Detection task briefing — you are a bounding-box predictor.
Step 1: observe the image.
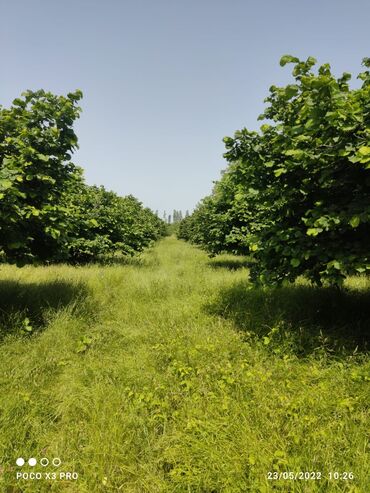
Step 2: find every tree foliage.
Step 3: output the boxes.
[179,56,370,285]
[0,90,166,264]
[0,89,83,264]
[68,185,166,263]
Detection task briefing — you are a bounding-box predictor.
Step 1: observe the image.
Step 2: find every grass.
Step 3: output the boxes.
[0,236,369,492]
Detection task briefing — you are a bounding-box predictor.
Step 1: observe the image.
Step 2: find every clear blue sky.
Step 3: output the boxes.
[1,0,369,214]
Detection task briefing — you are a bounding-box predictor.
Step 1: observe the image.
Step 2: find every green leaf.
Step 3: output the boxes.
[327,260,341,270]
[349,216,360,228]
[306,56,317,67]
[358,146,370,156]
[274,168,287,177]
[284,85,299,98]
[260,124,271,133]
[223,137,234,146]
[307,228,323,236]
[280,55,300,67]
[333,261,341,270]
[37,153,50,162]
[290,258,300,267]
[88,218,99,227]
[284,149,304,158]
[0,179,12,190]
[48,228,61,239]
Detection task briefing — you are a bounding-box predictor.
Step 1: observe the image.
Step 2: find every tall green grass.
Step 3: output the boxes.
[0,237,369,492]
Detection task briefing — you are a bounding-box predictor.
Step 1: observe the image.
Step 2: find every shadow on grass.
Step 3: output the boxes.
[207,281,370,356]
[0,279,89,341]
[207,255,254,271]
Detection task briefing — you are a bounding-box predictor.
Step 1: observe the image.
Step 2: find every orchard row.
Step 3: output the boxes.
[179,56,370,286]
[0,90,166,265]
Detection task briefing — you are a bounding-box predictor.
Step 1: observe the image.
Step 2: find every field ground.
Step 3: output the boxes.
[0,237,369,492]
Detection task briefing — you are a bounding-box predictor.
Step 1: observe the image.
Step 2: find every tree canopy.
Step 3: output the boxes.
[179,56,370,286]
[0,90,166,264]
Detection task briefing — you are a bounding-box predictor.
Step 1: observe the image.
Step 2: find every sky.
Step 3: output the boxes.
[1,0,369,214]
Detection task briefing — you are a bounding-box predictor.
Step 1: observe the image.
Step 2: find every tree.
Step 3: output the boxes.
[181,56,370,285]
[0,89,83,264]
[0,89,167,265]
[68,185,166,263]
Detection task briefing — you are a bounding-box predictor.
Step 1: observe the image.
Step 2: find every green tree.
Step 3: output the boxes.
[182,56,370,285]
[68,185,166,263]
[0,89,83,264]
[227,56,370,285]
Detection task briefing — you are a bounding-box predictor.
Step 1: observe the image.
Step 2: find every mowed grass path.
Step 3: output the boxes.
[0,237,369,492]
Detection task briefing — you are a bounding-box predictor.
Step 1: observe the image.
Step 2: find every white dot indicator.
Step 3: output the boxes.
[52,457,61,467]
[16,458,25,466]
[28,458,37,467]
[40,457,49,466]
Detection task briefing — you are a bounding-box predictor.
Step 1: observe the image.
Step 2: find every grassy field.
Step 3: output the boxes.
[0,237,369,492]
